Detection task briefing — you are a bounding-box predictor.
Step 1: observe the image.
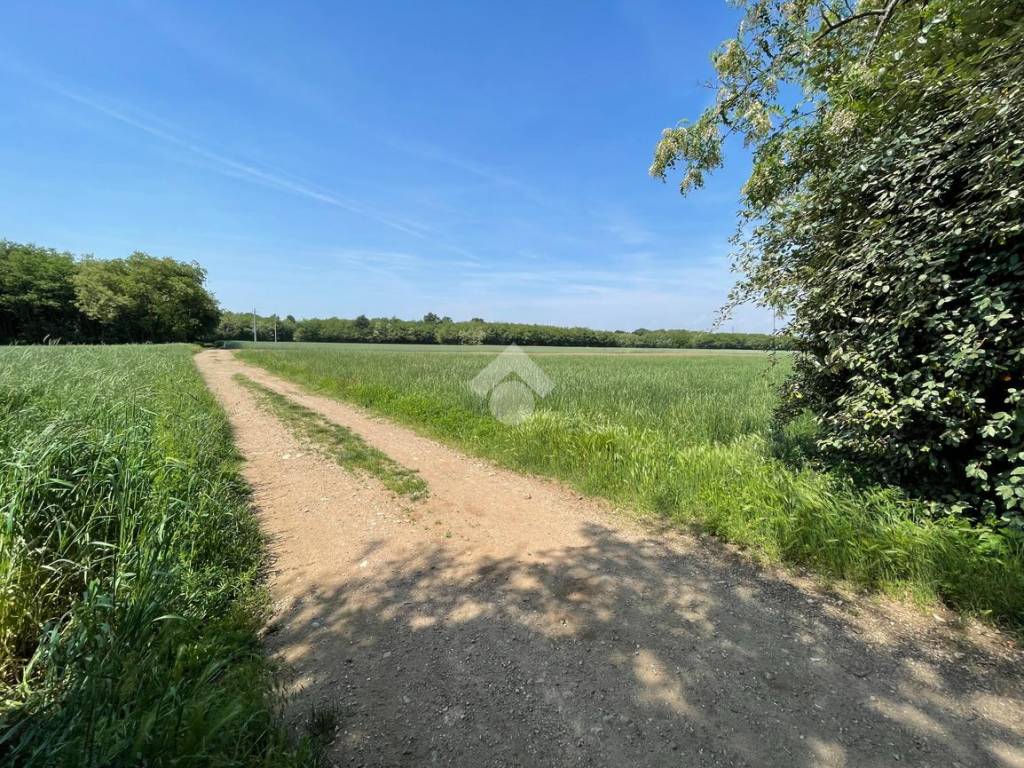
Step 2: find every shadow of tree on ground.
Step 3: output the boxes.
[266,521,1023,768]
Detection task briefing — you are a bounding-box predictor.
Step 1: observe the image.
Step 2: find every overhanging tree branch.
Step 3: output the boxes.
[867,0,904,57]
[815,8,885,43]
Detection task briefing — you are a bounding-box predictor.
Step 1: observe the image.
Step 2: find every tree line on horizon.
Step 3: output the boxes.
[0,239,789,350]
[215,310,790,350]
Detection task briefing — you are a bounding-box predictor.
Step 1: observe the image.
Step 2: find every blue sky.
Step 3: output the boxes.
[0,1,772,332]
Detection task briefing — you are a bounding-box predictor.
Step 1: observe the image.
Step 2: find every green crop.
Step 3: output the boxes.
[238,343,1024,628]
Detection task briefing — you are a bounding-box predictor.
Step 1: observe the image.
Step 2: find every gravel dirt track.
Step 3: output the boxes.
[195,349,1024,768]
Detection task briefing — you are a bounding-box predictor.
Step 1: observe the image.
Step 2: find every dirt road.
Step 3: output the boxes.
[195,349,1024,768]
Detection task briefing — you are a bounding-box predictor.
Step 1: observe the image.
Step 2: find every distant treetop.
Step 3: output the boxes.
[215,312,790,351]
[0,240,220,344]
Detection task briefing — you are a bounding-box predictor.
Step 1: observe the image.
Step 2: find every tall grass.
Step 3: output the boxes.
[0,346,313,767]
[238,343,1024,627]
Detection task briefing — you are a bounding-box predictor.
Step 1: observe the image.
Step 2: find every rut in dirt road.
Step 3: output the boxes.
[195,349,1024,768]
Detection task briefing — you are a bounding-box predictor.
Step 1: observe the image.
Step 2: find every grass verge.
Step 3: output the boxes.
[235,374,427,500]
[0,346,316,767]
[236,345,1024,630]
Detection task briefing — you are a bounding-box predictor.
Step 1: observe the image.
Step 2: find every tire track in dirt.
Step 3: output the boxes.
[195,349,1024,768]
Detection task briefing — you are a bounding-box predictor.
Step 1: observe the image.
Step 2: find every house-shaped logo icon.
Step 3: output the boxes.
[469,344,554,425]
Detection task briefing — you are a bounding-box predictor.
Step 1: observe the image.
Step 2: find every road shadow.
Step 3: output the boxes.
[266,521,1023,767]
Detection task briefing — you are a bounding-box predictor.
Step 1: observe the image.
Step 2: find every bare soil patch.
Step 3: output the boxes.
[195,349,1024,768]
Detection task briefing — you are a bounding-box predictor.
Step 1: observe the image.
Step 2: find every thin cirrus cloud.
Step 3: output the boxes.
[1,65,769,331]
[382,135,558,211]
[129,2,551,219]
[9,64,683,272]
[29,74,463,250]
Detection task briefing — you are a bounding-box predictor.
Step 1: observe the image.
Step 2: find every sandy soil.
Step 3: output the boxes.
[194,349,1024,768]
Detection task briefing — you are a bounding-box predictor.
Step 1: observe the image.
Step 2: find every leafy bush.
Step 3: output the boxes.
[652,0,1024,524]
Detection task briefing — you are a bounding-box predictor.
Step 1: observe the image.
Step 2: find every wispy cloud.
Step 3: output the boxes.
[601,209,656,246]
[48,83,441,240]
[128,3,561,219]
[383,135,560,211]
[0,55,488,256]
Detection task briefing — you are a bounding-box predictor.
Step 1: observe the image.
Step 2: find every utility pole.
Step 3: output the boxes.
[273,315,278,343]
[252,308,257,343]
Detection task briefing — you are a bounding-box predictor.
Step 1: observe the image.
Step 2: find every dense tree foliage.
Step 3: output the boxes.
[75,253,220,342]
[0,242,81,342]
[3,237,777,351]
[216,313,787,350]
[652,0,1024,523]
[0,241,220,343]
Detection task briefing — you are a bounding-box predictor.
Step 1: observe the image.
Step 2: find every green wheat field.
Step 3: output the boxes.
[3,343,1023,767]
[235,342,1024,622]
